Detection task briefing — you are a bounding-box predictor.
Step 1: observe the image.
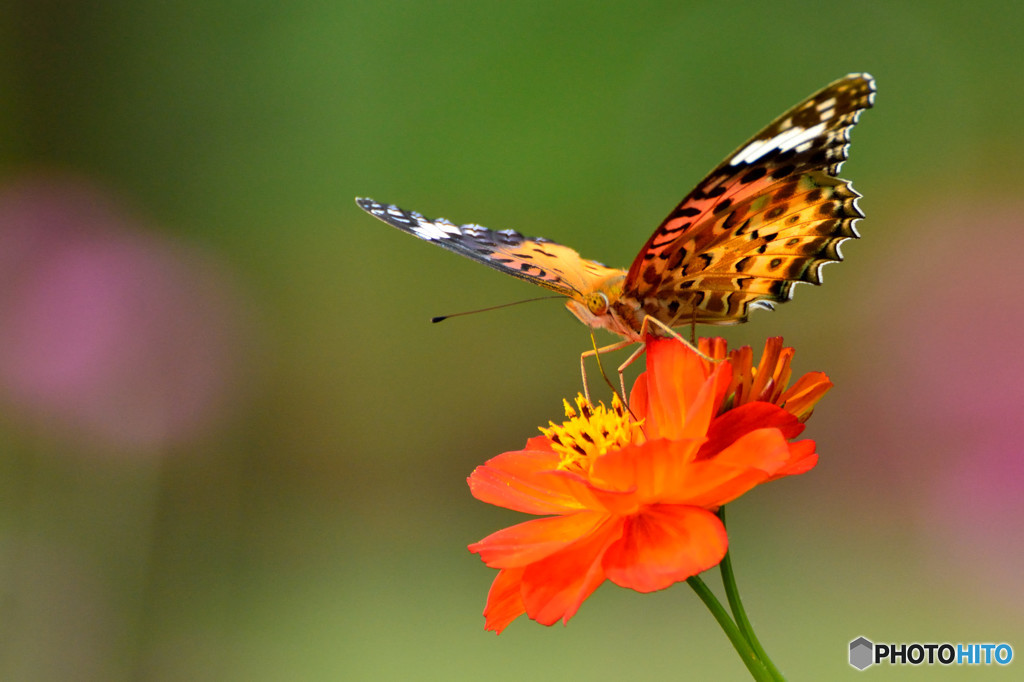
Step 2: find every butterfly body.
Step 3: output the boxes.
[358,73,875,340]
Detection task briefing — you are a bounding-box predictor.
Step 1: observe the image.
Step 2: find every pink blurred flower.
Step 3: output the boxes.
[0,175,249,453]
[866,200,1024,609]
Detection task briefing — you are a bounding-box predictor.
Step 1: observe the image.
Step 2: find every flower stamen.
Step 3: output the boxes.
[540,393,643,474]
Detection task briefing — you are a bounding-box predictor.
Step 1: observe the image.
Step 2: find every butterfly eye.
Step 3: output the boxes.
[585,292,610,316]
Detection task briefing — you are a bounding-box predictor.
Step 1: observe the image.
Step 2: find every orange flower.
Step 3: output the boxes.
[697,336,832,422]
[467,336,830,633]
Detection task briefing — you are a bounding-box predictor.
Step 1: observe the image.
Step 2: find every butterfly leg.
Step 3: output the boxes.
[580,337,634,403]
[578,318,720,405]
[615,343,648,399]
[638,316,717,363]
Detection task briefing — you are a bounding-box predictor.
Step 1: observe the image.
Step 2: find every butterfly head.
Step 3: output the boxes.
[585,291,610,316]
[564,274,645,341]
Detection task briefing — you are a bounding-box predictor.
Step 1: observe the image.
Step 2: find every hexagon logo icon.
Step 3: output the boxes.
[849,637,874,670]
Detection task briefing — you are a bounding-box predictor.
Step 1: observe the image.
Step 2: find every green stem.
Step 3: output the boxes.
[717,507,786,681]
[686,575,774,682]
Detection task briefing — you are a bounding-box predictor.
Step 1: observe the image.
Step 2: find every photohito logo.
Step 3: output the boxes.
[849,636,1014,670]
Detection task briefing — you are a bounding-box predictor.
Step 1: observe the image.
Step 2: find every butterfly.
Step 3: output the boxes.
[357,73,874,342]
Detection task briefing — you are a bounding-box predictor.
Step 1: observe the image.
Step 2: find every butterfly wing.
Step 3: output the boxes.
[356,198,624,298]
[624,73,875,325]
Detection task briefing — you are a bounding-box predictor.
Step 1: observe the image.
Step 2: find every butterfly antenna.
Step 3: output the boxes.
[431,295,562,324]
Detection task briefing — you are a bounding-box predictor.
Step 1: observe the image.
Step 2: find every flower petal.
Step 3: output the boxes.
[780,371,832,421]
[696,402,803,460]
[481,567,526,634]
[633,341,734,441]
[628,371,650,427]
[769,439,818,477]
[468,510,608,568]
[589,438,703,507]
[675,428,807,507]
[468,441,587,515]
[679,360,732,441]
[520,516,623,625]
[750,337,785,402]
[603,505,727,592]
[636,337,719,440]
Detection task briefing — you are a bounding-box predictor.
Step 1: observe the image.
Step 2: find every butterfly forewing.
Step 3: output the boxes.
[356,198,624,299]
[624,73,875,325]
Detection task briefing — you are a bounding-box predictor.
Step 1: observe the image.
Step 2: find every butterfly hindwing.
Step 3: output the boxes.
[356,198,623,298]
[624,73,875,325]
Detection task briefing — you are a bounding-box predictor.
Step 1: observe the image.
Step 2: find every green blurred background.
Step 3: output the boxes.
[1,2,1021,680]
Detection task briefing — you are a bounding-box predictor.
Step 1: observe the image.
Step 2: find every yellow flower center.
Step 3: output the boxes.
[540,393,644,474]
